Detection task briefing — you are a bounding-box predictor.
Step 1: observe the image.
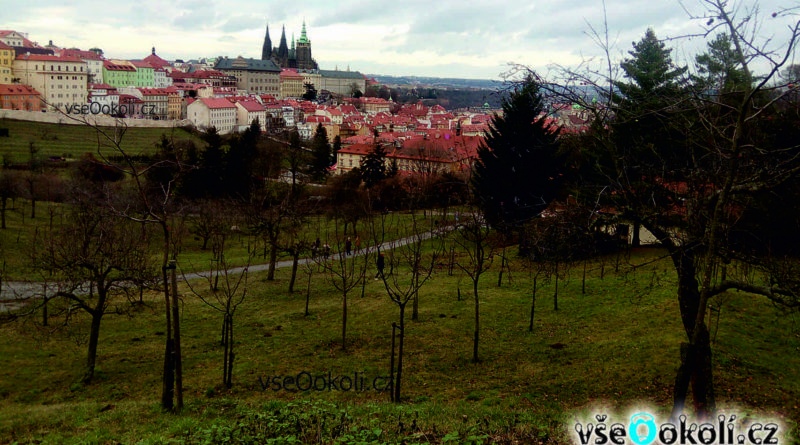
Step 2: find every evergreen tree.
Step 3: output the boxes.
[615,28,688,102]
[694,33,751,94]
[387,158,399,178]
[309,124,332,182]
[360,143,387,188]
[609,29,692,247]
[182,127,225,199]
[332,135,342,160]
[302,83,317,101]
[470,76,564,232]
[223,120,260,198]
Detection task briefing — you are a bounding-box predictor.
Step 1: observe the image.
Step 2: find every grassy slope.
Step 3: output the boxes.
[0,118,201,159]
[0,202,443,280]
[0,247,797,444]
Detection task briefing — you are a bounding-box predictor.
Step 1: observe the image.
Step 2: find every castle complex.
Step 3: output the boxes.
[261,21,318,70]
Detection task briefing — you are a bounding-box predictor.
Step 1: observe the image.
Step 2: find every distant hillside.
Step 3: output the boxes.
[367,74,503,90]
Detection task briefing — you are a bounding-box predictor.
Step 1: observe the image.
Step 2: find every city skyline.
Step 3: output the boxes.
[5,0,798,79]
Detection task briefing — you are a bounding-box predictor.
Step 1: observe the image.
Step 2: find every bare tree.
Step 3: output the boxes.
[0,169,20,230]
[526,0,800,417]
[183,225,250,389]
[45,108,190,411]
[30,184,154,384]
[189,200,229,251]
[314,218,371,351]
[451,210,495,363]
[379,213,441,402]
[247,182,292,281]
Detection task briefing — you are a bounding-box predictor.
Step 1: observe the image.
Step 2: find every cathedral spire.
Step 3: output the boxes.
[277,25,289,60]
[298,20,310,44]
[261,22,272,60]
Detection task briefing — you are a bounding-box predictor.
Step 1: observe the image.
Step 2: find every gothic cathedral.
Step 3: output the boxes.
[261,21,318,70]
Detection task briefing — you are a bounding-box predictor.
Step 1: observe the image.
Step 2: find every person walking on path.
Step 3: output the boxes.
[355,236,361,252]
[312,237,321,257]
[345,237,352,255]
[375,252,385,280]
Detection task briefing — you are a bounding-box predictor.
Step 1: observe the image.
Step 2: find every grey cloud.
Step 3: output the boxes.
[173,8,216,30]
[219,15,265,32]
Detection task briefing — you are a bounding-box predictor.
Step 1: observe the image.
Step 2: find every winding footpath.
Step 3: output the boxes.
[0,225,455,312]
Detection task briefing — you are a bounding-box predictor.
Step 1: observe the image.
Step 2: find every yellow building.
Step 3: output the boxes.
[0,42,14,84]
[280,69,304,98]
[299,70,321,91]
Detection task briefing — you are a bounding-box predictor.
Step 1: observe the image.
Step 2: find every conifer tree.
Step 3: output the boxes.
[470,76,563,233]
[309,124,331,182]
[360,143,387,188]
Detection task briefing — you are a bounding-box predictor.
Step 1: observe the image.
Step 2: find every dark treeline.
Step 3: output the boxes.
[364,84,506,110]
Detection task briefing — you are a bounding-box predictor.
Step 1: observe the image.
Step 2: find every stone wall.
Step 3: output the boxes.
[0,109,193,128]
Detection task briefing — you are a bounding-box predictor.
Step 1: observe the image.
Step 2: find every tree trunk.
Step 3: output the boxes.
[305,271,312,316]
[42,295,48,327]
[473,278,480,363]
[223,314,235,389]
[30,196,36,219]
[669,248,716,419]
[341,289,348,351]
[672,324,715,419]
[222,316,229,385]
[395,305,406,402]
[411,294,418,320]
[288,249,299,292]
[582,260,587,294]
[632,221,641,246]
[267,236,278,280]
[553,265,559,311]
[1,197,6,229]
[497,246,505,287]
[160,224,173,410]
[82,309,103,384]
[170,262,183,410]
[529,275,537,332]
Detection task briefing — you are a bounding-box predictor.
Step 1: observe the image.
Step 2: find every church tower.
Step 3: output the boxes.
[261,23,272,60]
[295,20,317,70]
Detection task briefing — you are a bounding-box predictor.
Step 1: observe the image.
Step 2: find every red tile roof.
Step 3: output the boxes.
[338,104,358,114]
[280,69,303,79]
[0,42,12,50]
[129,60,153,69]
[0,30,38,47]
[143,53,170,69]
[306,115,331,123]
[103,60,135,71]
[58,48,102,61]
[198,97,236,109]
[88,83,115,90]
[16,54,83,63]
[138,87,170,96]
[0,83,40,95]
[237,99,266,112]
[338,143,375,155]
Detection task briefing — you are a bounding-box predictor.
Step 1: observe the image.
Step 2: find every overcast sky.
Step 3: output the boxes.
[6,0,798,80]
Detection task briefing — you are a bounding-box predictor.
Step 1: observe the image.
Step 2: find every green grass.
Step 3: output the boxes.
[0,246,798,444]
[0,118,202,160]
[0,201,447,280]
